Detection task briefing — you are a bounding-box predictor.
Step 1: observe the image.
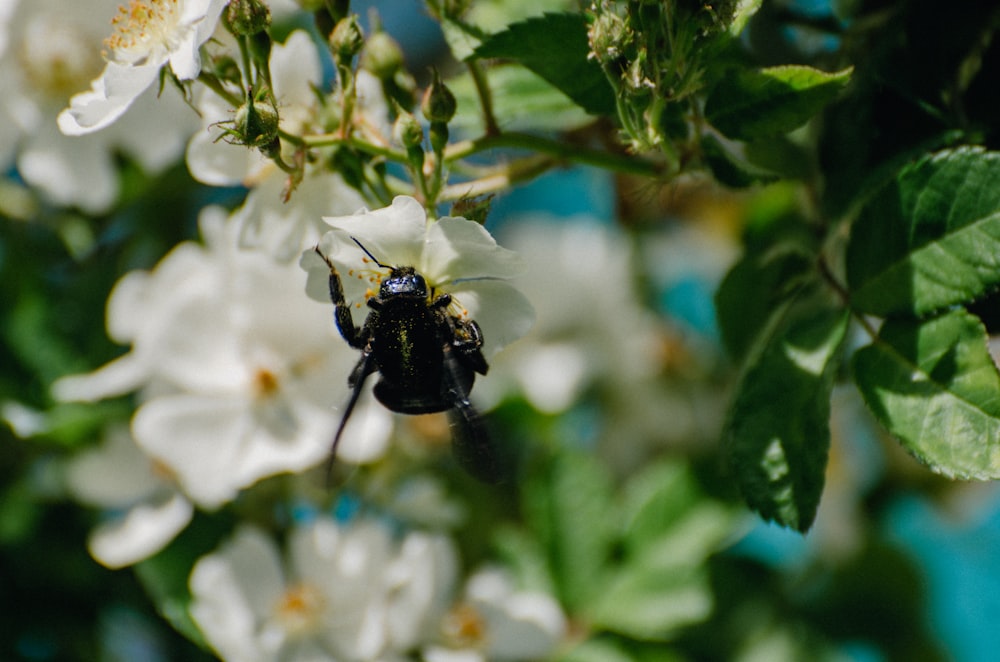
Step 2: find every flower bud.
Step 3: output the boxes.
[224,0,272,36]
[587,10,629,64]
[421,70,456,124]
[329,15,364,63]
[393,111,424,149]
[360,31,404,81]
[450,195,494,225]
[232,92,280,148]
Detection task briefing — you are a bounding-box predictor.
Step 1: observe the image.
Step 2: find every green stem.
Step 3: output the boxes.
[198,72,242,107]
[445,131,663,178]
[818,254,878,338]
[300,133,406,161]
[439,155,555,201]
[466,60,499,136]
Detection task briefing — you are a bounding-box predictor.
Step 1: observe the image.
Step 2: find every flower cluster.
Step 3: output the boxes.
[56,208,393,565]
[189,517,565,661]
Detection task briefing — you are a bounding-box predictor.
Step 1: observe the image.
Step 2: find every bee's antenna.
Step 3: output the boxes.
[351,236,391,269]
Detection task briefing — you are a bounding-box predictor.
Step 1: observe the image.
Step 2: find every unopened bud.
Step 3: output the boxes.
[329,16,364,63]
[360,31,404,80]
[231,92,280,148]
[393,110,424,149]
[224,0,271,36]
[421,70,456,124]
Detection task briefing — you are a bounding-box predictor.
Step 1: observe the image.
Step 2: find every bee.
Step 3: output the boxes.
[315,239,501,483]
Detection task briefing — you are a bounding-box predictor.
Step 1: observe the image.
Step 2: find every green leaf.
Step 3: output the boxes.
[523,451,616,610]
[448,64,593,134]
[589,559,713,641]
[847,146,1000,317]
[620,460,736,566]
[472,12,616,116]
[853,309,1000,479]
[559,637,646,662]
[438,13,489,61]
[705,65,852,141]
[715,241,816,363]
[702,134,780,188]
[724,301,849,531]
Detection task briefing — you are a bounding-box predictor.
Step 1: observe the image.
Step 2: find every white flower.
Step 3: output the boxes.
[64,425,193,568]
[474,219,664,413]
[57,0,226,135]
[189,518,458,661]
[0,0,197,211]
[53,206,393,509]
[429,567,567,662]
[300,196,535,358]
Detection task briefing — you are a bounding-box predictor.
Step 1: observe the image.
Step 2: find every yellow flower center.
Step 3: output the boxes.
[104,0,183,64]
[441,602,488,649]
[17,18,103,101]
[274,583,326,635]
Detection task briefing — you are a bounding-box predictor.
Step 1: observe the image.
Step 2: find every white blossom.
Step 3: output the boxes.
[189,519,458,661]
[300,196,535,359]
[53,206,393,510]
[474,219,664,413]
[64,425,193,568]
[58,0,226,135]
[0,0,197,212]
[429,567,567,662]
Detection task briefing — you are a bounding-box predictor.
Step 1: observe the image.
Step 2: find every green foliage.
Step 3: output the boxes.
[724,302,848,531]
[853,310,1000,479]
[847,147,1000,317]
[471,13,616,116]
[705,66,852,142]
[519,453,737,643]
[448,64,594,133]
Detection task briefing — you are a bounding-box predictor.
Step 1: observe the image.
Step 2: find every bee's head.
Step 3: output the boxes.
[380,266,427,298]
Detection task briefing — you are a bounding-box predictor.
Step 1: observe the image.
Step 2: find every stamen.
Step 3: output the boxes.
[274,583,326,635]
[104,0,182,64]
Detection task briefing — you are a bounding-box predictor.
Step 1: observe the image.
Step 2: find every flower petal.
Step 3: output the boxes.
[321,195,427,270]
[133,393,331,508]
[88,492,193,568]
[447,280,535,356]
[423,217,525,284]
[189,526,285,662]
[58,60,162,136]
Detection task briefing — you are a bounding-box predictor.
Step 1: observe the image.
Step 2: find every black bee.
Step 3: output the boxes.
[315,239,501,483]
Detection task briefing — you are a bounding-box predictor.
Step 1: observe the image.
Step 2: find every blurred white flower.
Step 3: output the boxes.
[476,219,663,413]
[54,206,393,509]
[300,195,535,358]
[58,0,226,135]
[189,518,458,661]
[65,425,193,568]
[0,0,197,211]
[429,567,567,662]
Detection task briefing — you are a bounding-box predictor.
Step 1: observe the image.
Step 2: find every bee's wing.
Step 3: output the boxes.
[441,345,505,484]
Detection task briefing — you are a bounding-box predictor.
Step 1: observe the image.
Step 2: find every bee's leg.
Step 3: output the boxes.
[314,245,369,349]
[326,350,377,486]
